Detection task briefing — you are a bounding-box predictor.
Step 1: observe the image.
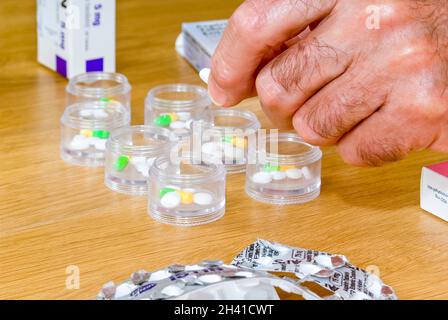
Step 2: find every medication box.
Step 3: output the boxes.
[176,20,227,71]
[37,0,116,78]
[421,161,448,222]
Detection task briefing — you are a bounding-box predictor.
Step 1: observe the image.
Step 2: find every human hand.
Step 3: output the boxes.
[208,0,448,166]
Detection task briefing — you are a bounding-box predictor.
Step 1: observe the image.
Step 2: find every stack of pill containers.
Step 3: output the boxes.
[104,125,176,196]
[60,72,132,167]
[145,84,212,137]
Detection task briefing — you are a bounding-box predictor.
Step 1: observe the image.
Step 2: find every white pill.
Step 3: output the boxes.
[93,138,107,151]
[136,165,150,177]
[223,143,244,160]
[149,270,171,281]
[177,112,191,121]
[199,68,211,84]
[193,192,213,206]
[170,121,186,130]
[160,191,181,209]
[197,274,222,284]
[131,156,147,166]
[252,172,272,184]
[93,109,108,119]
[286,168,303,179]
[161,285,184,297]
[302,166,313,180]
[115,283,137,298]
[202,142,222,155]
[80,110,93,117]
[70,135,90,150]
[271,171,287,181]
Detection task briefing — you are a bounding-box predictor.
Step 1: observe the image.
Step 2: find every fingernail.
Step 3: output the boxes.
[208,75,228,107]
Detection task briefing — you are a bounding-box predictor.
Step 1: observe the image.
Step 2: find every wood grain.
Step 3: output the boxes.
[0,0,447,300]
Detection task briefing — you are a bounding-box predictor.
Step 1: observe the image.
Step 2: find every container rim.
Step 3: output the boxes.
[66,72,131,98]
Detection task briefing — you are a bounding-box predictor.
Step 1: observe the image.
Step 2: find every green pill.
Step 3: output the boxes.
[114,155,130,172]
[159,188,176,198]
[100,98,111,102]
[222,136,233,143]
[263,164,280,172]
[93,130,110,139]
[154,115,172,127]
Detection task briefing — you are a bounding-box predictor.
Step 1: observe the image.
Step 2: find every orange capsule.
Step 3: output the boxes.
[280,165,296,171]
[179,191,194,205]
[232,137,247,149]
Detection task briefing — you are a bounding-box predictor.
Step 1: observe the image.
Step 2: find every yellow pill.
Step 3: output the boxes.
[232,137,247,149]
[179,191,194,205]
[280,165,296,171]
[168,113,179,122]
[81,130,93,137]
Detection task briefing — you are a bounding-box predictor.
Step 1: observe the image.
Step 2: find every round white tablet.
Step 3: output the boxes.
[93,138,107,151]
[170,121,186,130]
[70,135,90,150]
[271,171,287,181]
[160,191,181,209]
[286,168,303,179]
[252,172,272,184]
[194,192,213,206]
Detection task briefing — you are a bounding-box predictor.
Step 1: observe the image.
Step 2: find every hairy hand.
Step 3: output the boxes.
[208,0,448,166]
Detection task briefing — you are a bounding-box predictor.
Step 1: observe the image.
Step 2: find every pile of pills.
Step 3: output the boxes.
[113,155,155,177]
[251,164,313,184]
[153,112,192,131]
[159,187,214,209]
[69,129,110,151]
[201,135,247,164]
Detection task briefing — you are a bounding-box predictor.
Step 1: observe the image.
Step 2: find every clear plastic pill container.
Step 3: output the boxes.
[196,109,261,173]
[104,126,176,195]
[67,72,132,114]
[148,155,226,226]
[145,84,212,137]
[60,100,129,167]
[246,133,322,205]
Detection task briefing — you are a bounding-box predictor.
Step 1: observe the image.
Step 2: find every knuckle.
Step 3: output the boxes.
[232,0,269,37]
[256,74,284,110]
[354,138,409,166]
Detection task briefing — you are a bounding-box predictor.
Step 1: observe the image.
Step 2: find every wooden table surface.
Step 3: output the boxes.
[1,0,447,300]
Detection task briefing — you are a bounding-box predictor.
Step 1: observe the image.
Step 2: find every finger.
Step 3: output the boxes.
[292,68,388,144]
[336,103,443,167]
[256,34,352,129]
[208,0,337,107]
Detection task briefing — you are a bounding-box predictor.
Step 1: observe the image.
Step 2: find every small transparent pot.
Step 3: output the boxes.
[245,133,322,205]
[60,100,129,167]
[104,126,177,196]
[148,155,226,226]
[193,109,261,173]
[145,84,212,137]
[66,72,132,114]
